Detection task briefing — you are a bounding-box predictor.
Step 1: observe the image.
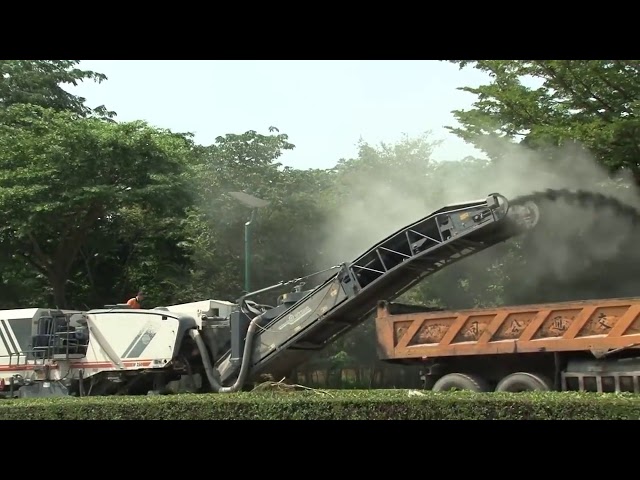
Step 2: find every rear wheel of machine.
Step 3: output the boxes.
[494,372,553,392]
[431,373,490,392]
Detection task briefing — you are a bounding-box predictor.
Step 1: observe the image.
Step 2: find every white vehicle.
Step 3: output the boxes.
[0,300,237,397]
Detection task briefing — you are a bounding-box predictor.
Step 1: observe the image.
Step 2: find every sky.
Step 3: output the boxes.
[69,60,494,170]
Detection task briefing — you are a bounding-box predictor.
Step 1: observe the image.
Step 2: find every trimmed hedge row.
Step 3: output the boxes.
[1,389,639,420]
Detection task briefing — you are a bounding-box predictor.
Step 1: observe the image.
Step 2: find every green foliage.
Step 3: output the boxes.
[448,60,640,179]
[0,60,114,119]
[181,130,333,301]
[1,390,639,420]
[0,104,197,308]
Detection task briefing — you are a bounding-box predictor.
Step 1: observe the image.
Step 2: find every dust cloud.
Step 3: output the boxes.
[317,136,640,306]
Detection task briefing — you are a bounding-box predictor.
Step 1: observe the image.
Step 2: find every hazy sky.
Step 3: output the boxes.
[69,60,494,170]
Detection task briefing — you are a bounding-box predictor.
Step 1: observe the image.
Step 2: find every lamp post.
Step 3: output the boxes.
[229,191,270,293]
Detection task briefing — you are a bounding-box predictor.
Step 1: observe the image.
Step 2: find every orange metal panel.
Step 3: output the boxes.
[375,298,640,360]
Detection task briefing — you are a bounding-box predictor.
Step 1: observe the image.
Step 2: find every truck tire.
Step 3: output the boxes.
[431,373,490,392]
[495,372,553,392]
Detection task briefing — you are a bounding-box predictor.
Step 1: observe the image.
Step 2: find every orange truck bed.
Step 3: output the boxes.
[375,297,640,361]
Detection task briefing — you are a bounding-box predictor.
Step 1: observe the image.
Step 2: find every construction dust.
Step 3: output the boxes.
[317,134,640,307]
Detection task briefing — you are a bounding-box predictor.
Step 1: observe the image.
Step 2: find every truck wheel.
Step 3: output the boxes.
[432,373,490,392]
[495,372,553,392]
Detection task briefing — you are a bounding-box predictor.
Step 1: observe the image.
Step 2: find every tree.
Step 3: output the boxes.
[181,129,305,300]
[0,104,196,308]
[446,60,640,181]
[0,60,114,119]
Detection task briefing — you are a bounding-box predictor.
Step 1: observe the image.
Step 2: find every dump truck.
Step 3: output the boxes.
[0,188,638,397]
[375,297,640,393]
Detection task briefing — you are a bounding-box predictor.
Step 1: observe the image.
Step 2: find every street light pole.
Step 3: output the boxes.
[228,191,270,294]
[244,209,256,292]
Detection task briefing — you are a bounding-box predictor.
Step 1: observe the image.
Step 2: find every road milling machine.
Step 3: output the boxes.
[2,189,640,398]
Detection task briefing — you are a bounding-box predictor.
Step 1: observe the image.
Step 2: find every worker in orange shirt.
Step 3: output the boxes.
[126,290,145,309]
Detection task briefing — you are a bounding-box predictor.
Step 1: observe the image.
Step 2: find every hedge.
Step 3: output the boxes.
[1,389,639,420]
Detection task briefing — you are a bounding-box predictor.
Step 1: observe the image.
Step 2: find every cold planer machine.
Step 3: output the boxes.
[0,192,541,397]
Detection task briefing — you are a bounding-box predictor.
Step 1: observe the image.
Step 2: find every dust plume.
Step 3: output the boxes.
[317,136,640,306]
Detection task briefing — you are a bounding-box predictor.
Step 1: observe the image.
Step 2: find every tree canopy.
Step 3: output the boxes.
[448,60,640,182]
[0,60,114,118]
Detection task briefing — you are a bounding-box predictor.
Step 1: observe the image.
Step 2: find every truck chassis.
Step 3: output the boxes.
[376,297,640,393]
